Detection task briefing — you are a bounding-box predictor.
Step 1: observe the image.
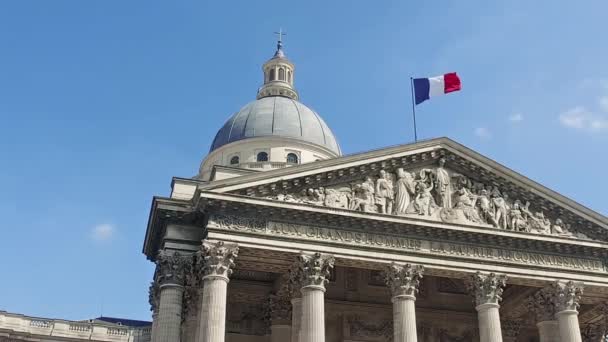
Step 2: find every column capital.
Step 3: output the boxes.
[527,287,556,322]
[550,280,584,313]
[196,240,239,281]
[155,250,191,287]
[383,262,424,299]
[296,252,335,289]
[466,271,507,306]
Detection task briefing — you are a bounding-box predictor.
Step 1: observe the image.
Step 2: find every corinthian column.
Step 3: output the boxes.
[297,252,335,342]
[528,287,559,342]
[153,250,190,342]
[195,240,238,342]
[148,281,160,341]
[467,272,507,342]
[383,263,424,342]
[550,281,584,342]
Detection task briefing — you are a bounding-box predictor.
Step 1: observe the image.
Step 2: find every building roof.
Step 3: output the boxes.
[209,96,341,155]
[94,316,151,327]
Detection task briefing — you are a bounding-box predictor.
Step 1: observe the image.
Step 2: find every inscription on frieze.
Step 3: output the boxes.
[209,215,604,273]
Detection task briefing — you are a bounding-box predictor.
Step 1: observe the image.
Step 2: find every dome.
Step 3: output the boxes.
[210,96,341,155]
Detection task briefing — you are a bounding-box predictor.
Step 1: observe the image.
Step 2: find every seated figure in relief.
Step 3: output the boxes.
[406,180,437,216]
[350,176,376,212]
[454,186,482,223]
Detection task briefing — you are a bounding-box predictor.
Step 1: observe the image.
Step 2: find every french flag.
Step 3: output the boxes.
[413,72,461,105]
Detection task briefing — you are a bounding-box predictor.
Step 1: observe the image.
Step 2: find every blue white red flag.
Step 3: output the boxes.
[413,72,461,105]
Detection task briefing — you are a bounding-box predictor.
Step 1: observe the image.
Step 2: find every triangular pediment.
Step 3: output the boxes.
[200,138,608,242]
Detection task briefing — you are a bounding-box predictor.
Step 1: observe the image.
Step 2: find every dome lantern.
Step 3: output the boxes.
[257,29,299,100]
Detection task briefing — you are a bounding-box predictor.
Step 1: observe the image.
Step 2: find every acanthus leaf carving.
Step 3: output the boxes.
[551,280,584,312]
[383,263,424,298]
[296,252,335,288]
[196,240,239,279]
[155,250,191,287]
[466,271,507,306]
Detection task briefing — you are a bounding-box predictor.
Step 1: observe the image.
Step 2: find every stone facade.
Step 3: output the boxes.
[0,311,151,342]
[142,137,608,342]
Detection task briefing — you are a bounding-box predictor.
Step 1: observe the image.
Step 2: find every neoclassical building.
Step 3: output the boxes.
[143,40,608,342]
[4,39,606,342]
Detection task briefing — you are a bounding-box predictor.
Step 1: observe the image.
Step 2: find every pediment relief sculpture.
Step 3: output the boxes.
[263,158,587,240]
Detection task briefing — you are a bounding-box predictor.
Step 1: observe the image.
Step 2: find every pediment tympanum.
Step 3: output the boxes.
[263,160,577,237]
[203,138,608,242]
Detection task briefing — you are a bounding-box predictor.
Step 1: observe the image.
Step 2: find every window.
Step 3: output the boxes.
[279,68,285,81]
[287,70,292,83]
[269,69,275,81]
[230,156,239,165]
[256,152,268,162]
[286,153,299,164]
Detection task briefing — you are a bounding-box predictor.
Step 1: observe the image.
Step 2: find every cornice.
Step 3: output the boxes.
[142,196,202,260]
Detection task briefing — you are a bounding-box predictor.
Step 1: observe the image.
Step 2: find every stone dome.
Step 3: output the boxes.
[210,96,341,156]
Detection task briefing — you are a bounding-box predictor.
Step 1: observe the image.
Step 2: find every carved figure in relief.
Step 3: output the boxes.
[262,158,590,241]
[350,177,376,212]
[375,170,394,214]
[491,189,508,229]
[432,158,453,208]
[478,189,495,225]
[454,187,482,223]
[529,211,551,234]
[509,200,530,231]
[407,181,436,216]
[324,188,349,209]
[552,218,572,236]
[394,168,415,215]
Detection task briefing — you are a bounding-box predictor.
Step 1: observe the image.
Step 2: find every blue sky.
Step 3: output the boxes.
[0,1,606,321]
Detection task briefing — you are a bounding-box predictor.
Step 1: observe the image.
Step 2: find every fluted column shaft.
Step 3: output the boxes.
[550,281,583,342]
[156,284,185,342]
[150,312,159,342]
[537,321,560,342]
[295,252,334,342]
[151,250,190,342]
[556,310,581,342]
[392,294,417,342]
[476,303,503,342]
[194,240,238,342]
[384,263,424,342]
[467,272,507,342]
[300,285,326,342]
[291,298,302,342]
[198,275,228,342]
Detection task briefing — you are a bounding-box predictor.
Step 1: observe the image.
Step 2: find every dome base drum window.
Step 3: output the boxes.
[286,153,299,164]
[257,152,269,162]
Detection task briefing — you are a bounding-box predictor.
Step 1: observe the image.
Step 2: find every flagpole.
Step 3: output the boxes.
[410,77,418,142]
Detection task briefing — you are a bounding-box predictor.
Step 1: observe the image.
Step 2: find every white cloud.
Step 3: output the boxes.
[559,106,608,132]
[599,96,608,112]
[508,113,523,123]
[474,127,491,139]
[91,223,115,242]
